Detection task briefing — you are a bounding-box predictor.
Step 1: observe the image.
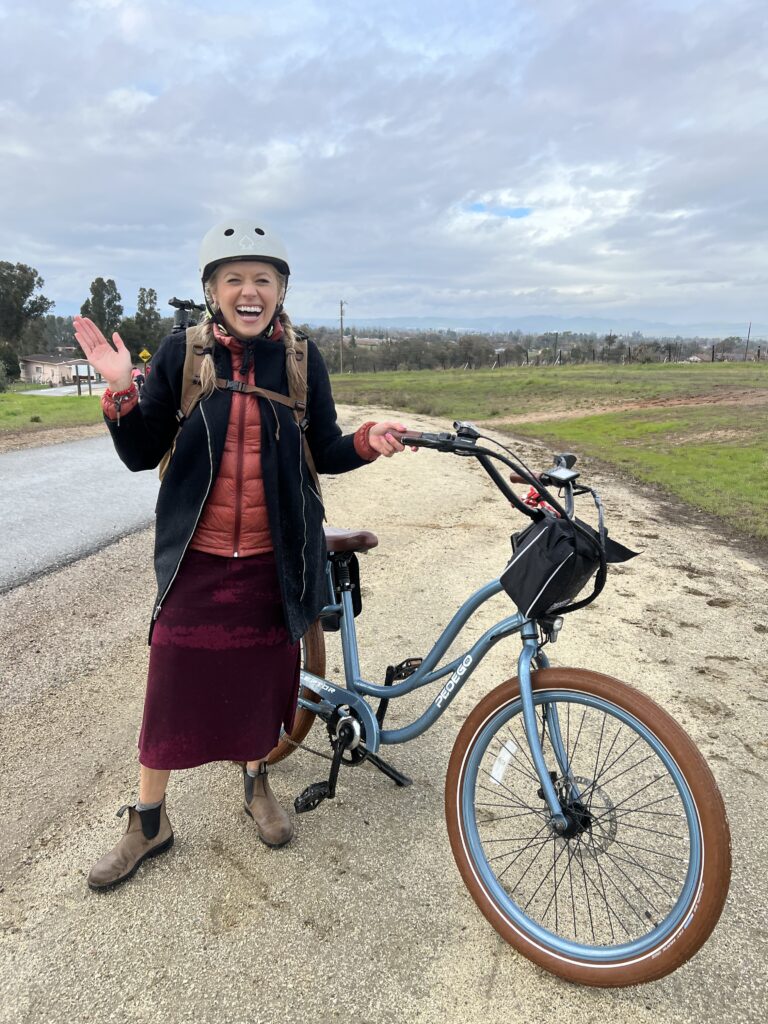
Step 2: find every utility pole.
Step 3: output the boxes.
[339,299,346,374]
[744,321,752,362]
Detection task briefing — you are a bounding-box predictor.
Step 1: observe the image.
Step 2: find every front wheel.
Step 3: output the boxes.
[445,668,731,987]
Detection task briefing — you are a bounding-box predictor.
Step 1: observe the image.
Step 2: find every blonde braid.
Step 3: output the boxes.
[279,309,307,399]
[198,318,218,397]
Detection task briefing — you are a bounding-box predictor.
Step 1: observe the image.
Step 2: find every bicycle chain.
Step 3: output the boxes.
[281,733,336,762]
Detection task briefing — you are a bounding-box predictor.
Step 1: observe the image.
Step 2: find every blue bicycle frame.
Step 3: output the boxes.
[298,563,571,832]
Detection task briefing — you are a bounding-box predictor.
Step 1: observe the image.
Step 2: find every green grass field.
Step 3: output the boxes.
[2,362,766,540]
[0,392,102,431]
[510,404,768,539]
[330,362,768,541]
[330,361,767,419]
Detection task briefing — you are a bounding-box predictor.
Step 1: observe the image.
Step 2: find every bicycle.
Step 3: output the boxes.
[267,421,731,987]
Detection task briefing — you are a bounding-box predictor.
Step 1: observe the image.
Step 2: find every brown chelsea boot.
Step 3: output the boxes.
[243,764,294,848]
[87,798,174,891]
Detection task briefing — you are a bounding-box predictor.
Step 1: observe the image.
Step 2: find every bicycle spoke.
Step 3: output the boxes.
[589,712,608,814]
[463,688,705,954]
[610,818,687,842]
[487,832,552,866]
[601,848,682,894]
[578,846,634,940]
[500,724,542,784]
[476,780,547,818]
[521,832,574,914]
[607,836,688,864]
[596,843,666,921]
[586,842,616,943]
[502,824,553,887]
[567,704,588,768]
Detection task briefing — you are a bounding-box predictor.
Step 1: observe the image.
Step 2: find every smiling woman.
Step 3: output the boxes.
[71,216,413,893]
[209,262,282,337]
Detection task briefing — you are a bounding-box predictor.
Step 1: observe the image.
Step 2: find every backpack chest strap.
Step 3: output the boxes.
[214,378,307,418]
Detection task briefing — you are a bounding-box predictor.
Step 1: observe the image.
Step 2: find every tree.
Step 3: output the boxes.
[81,278,123,336]
[0,343,21,380]
[115,316,143,359]
[135,287,161,342]
[0,262,54,344]
[0,362,7,393]
[22,314,75,355]
[118,287,163,361]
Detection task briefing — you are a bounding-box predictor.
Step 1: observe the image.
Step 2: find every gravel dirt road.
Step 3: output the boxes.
[1,405,766,1024]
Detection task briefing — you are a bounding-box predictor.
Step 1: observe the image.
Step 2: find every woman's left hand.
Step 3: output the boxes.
[367,421,415,457]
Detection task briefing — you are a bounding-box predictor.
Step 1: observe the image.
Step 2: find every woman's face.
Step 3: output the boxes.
[208,260,283,338]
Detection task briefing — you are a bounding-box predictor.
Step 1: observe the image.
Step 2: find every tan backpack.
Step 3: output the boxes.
[157,322,321,498]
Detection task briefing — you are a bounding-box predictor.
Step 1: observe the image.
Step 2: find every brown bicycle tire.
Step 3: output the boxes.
[445,668,732,987]
[266,618,325,764]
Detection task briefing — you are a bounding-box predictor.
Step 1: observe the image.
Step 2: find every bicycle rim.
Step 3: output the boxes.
[447,669,730,985]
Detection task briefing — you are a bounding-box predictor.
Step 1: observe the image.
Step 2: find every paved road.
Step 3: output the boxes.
[0,435,159,591]
[20,383,108,397]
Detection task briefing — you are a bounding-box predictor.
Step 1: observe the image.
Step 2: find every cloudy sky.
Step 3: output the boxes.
[1,0,766,328]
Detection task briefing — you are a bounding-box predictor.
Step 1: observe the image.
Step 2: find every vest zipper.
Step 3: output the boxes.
[232,387,247,557]
[153,403,215,620]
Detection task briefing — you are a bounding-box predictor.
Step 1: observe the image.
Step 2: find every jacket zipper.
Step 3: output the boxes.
[232,387,246,557]
[297,428,308,602]
[153,403,215,620]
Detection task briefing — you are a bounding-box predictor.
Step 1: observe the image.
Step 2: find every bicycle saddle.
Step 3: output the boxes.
[323,526,379,552]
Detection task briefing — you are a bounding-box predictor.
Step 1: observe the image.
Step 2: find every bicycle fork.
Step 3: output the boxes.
[517,625,572,834]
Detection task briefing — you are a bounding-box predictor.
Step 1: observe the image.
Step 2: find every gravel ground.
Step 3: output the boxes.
[1,406,766,1024]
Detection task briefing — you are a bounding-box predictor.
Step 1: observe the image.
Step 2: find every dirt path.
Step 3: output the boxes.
[0,422,103,454]
[488,387,768,424]
[1,406,766,1024]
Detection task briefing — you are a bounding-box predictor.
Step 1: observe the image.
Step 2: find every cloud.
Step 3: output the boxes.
[0,0,765,327]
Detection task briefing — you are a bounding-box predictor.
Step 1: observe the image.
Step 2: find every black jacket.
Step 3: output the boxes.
[105,328,368,643]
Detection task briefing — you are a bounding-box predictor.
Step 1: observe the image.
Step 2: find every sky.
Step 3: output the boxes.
[1,0,766,329]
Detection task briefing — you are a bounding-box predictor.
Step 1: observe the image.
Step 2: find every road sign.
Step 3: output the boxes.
[139,348,151,363]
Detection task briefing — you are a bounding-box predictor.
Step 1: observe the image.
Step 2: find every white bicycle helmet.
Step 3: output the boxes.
[198,218,290,284]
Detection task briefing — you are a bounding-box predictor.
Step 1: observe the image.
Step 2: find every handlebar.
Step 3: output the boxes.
[168,297,206,312]
[395,425,577,521]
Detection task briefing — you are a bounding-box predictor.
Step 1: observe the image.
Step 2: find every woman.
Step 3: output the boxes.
[74,218,409,890]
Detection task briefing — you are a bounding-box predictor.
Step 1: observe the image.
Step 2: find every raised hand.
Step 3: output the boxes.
[72,316,133,391]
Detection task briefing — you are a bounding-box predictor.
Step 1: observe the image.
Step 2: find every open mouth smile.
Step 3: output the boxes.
[235,305,264,319]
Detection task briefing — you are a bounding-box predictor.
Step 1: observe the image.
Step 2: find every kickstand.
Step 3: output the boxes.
[364,750,412,788]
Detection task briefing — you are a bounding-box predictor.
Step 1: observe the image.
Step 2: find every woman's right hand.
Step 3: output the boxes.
[72,316,133,391]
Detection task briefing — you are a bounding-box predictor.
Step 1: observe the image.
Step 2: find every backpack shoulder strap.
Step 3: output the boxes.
[288,333,322,501]
[289,333,309,425]
[177,322,210,423]
[158,323,210,481]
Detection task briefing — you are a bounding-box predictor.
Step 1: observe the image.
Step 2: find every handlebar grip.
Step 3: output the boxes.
[510,472,541,484]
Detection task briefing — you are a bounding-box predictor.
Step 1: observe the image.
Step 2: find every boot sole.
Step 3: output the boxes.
[243,804,294,848]
[87,833,175,892]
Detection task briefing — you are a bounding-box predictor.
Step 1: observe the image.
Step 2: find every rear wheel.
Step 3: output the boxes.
[445,668,731,986]
[267,619,325,764]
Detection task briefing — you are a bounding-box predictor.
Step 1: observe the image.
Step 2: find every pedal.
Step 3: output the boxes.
[391,657,423,681]
[294,781,330,813]
[377,657,423,726]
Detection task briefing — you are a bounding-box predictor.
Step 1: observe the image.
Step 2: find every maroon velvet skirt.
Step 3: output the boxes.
[138,549,300,770]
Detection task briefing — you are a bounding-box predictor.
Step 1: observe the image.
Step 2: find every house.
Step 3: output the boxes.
[19,354,100,385]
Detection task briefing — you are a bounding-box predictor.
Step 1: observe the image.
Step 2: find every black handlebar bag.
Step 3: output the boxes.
[500,513,637,618]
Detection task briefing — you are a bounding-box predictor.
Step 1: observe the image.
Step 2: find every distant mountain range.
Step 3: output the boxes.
[296,314,764,340]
